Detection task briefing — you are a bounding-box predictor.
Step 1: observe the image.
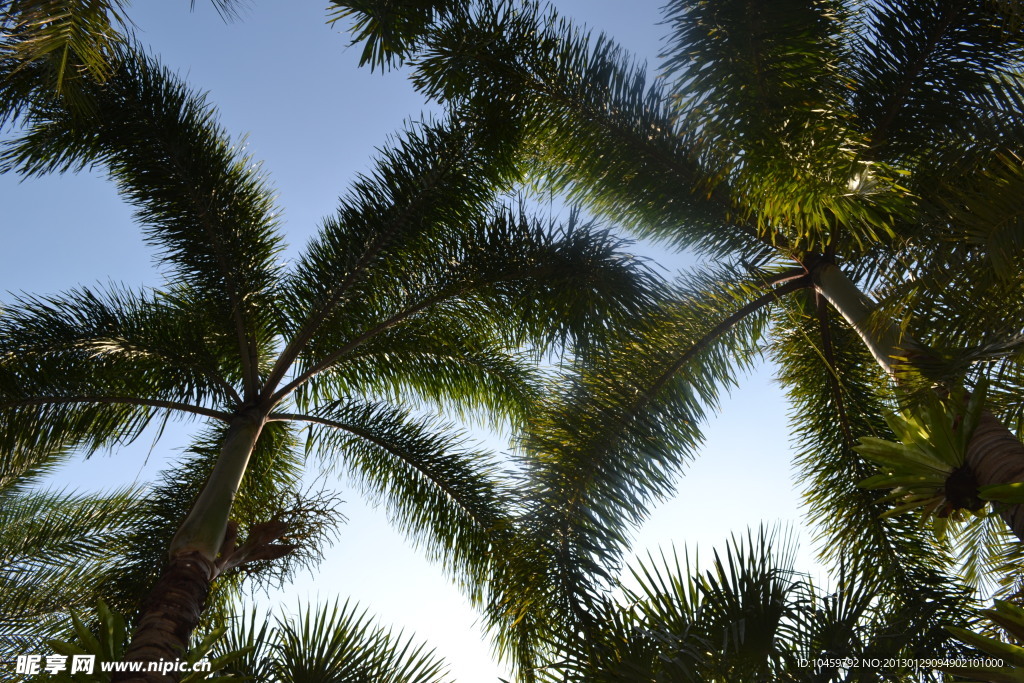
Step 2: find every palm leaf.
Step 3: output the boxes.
[219,599,454,682]
[2,48,284,400]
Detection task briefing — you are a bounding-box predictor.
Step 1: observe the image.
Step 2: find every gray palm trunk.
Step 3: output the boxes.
[814,261,1024,541]
[113,414,266,682]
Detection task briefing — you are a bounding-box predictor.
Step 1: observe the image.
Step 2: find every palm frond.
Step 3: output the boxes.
[551,526,972,682]
[0,0,131,122]
[768,291,976,610]
[277,116,520,384]
[662,0,912,254]
[852,0,1024,164]
[326,0,470,71]
[488,267,794,673]
[298,318,543,430]
[219,599,454,682]
[0,284,240,482]
[282,206,660,402]
[2,48,284,399]
[0,475,144,662]
[291,398,512,604]
[393,0,774,259]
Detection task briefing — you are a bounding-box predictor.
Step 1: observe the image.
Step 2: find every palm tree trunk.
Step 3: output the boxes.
[113,412,266,682]
[112,553,216,683]
[966,412,1024,538]
[813,262,1024,541]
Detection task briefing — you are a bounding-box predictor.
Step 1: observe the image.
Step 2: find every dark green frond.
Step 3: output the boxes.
[550,527,972,682]
[663,0,852,158]
[326,0,470,71]
[852,0,1024,163]
[1,284,243,408]
[285,206,660,402]
[295,399,512,604]
[396,1,771,259]
[491,268,790,671]
[663,0,910,253]
[0,479,144,662]
[2,48,284,397]
[768,292,970,601]
[0,285,240,481]
[219,599,454,682]
[299,318,543,429]
[271,115,528,395]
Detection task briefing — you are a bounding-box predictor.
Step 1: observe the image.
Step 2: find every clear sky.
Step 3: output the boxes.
[0,2,818,680]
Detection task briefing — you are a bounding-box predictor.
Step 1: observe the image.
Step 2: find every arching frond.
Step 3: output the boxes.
[2,48,285,398]
[851,0,1024,164]
[290,399,512,604]
[286,206,660,402]
[218,599,454,682]
[298,318,543,430]
[768,291,977,612]
[396,0,773,259]
[488,267,797,673]
[0,454,144,662]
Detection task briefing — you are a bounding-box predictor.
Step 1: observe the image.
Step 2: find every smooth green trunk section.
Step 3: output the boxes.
[812,262,909,375]
[169,413,265,559]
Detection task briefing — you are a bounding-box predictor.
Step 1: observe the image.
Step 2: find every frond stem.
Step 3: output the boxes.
[261,136,476,399]
[270,410,500,531]
[1,396,231,421]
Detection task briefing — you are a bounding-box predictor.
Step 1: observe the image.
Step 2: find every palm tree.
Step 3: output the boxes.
[329,0,1024,673]
[0,0,245,122]
[0,443,143,664]
[217,599,456,683]
[0,44,657,679]
[46,598,457,683]
[551,528,974,682]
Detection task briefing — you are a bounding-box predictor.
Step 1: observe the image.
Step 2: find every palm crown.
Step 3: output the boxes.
[0,44,658,672]
[329,0,1024,673]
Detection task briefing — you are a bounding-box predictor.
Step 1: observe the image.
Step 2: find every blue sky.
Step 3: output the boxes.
[0,2,816,680]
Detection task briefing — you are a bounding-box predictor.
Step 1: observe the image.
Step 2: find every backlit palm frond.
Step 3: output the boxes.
[0,0,131,123]
[298,317,543,430]
[281,117,517,345]
[395,1,769,260]
[326,0,471,71]
[851,0,1024,166]
[1,1,251,122]
[284,205,660,415]
[662,0,904,253]
[272,114,531,398]
[293,398,512,605]
[219,599,454,683]
[0,283,239,484]
[663,0,852,162]
[493,267,795,673]
[551,527,971,682]
[0,469,144,662]
[769,292,971,601]
[1,284,244,408]
[2,48,285,398]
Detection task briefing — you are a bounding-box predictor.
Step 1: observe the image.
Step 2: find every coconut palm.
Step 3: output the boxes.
[329,0,1024,674]
[0,43,657,679]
